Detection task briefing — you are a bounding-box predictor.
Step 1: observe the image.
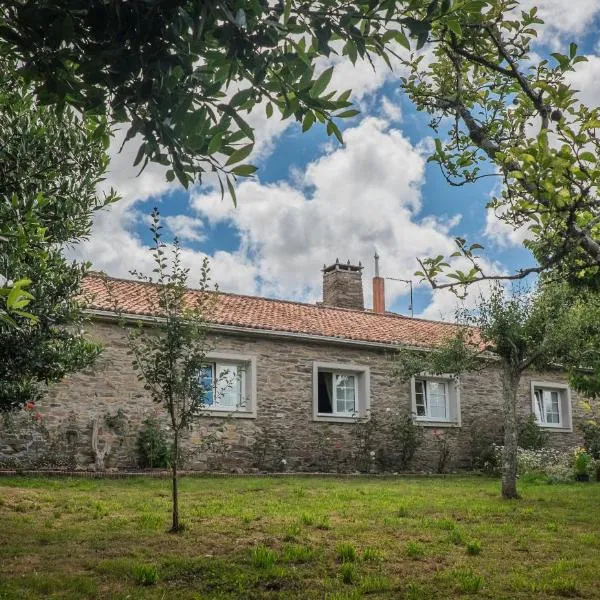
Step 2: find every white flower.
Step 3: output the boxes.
[386,408,391,412]
[369,450,376,457]
[281,458,287,465]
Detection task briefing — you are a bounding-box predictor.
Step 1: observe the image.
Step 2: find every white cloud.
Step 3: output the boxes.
[484,207,532,248]
[567,53,600,106]
[191,116,466,309]
[163,215,207,243]
[381,96,403,122]
[519,0,600,43]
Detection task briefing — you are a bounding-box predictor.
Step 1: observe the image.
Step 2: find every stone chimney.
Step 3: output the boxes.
[372,253,385,313]
[322,259,364,310]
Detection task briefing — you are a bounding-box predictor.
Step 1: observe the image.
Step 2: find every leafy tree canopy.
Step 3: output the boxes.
[0,59,117,410]
[403,0,600,290]
[0,0,481,197]
[396,281,600,498]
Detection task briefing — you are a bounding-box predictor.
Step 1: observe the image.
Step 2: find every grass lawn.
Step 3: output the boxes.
[0,475,599,599]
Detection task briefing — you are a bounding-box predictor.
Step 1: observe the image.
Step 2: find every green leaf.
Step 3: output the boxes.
[208,132,223,155]
[310,66,334,98]
[447,19,462,38]
[336,109,360,118]
[225,143,254,166]
[579,152,596,162]
[226,177,237,207]
[569,42,577,59]
[283,0,291,25]
[302,112,316,132]
[265,102,273,118]
[231,164,258,177]
[326,120,344,144]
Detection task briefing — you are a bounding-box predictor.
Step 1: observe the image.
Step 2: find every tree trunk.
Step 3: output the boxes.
[170,431,180,532]
[501,365,520,499]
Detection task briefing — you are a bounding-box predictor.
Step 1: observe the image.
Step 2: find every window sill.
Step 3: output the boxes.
[314,414,360,424]
[415,419,460,428]
[201,409,256,419]
[537,424,572,433]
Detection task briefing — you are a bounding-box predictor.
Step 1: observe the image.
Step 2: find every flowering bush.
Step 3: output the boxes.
[491,445,598,483]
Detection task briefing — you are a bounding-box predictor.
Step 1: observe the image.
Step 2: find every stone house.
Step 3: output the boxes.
[0,260,591,472]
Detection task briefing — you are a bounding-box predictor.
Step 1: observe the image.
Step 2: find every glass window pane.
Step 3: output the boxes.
[545,390,560,424]
[415,380,427,416]
[216,364,241,409]
[199,365,214,406]
[427,381,447,419]
[534,389,544,423]
[318,371,333,413]
[335,374,355,414]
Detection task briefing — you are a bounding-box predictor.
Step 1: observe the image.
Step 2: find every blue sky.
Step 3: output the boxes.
[74,1,600,321]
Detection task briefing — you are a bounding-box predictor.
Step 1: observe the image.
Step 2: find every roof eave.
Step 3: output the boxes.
[83,308,432,352]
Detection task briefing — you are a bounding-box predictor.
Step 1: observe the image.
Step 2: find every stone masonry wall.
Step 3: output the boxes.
[0,319,593,472]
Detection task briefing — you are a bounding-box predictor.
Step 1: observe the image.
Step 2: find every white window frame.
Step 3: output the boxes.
[313,362,370,423]
[530,381,572,431]
[199,352,257,418]
[410,374,461,427]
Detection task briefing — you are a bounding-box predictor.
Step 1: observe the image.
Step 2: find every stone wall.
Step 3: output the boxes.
[0,319,592,472]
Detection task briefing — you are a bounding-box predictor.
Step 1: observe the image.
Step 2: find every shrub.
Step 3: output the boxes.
[250,545,278,568]
[580,421,600,459]
[336,543,357,563]
[518,414,548,450]
[433,431,451,473]
[391,411,424,470]
[133,564,158,586]
[137,418,170,469]
[491,445,583,483]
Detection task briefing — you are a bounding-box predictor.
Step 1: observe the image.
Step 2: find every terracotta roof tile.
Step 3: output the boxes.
[81,274,462,348]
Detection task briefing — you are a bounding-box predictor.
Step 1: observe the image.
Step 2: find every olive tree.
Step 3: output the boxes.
[395,282,599,499]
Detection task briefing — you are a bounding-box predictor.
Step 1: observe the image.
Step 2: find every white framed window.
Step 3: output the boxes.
[410,375,461,426]
[197,353,257,418]
[313,362,370,422]
[531,381,572,431]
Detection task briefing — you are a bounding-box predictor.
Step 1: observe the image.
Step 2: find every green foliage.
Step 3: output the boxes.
[434,431,451,473]
[406,541,425,559]
[401,1,600,290]
[466,540,482,556]
[452,568,484,593]
[132,564,159,586]
[396,281,600,498]
[0,59,115,411]
[518,414,548,450]
[117,208,217,531]
[580,421,600,460]
[137,418,170,469]
[0,0,465,196]
[250,545,278,569]
[336,543,357,563]
[338,562,359,585]
[361,547,384,563]
[389,410,425,471]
